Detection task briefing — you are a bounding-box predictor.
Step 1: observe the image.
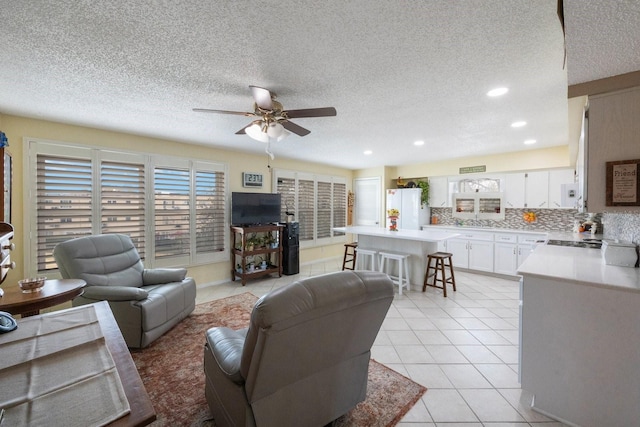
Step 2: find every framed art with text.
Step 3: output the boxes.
[606,159,640,206]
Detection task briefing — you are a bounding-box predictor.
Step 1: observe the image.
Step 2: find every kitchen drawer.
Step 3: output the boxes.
[457,231,494,241]
[518,234,546,245]
[495,233,517,243]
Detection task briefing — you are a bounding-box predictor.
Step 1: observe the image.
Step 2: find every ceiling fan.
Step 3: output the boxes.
[193,85,337,142]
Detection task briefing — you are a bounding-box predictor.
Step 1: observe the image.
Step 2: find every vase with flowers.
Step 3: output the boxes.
[387,208,399,231]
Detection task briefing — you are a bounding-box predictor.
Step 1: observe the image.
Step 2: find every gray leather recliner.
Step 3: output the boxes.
[53,233,196,348]
[203,270,394,427]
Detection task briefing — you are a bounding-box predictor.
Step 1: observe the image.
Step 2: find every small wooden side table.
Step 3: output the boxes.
[0,278,86,317]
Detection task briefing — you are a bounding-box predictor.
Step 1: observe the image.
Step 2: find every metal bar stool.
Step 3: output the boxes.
[422,252,456,297]
[379,251,411,295]
[355,248,378,271]
[342,242,358,270]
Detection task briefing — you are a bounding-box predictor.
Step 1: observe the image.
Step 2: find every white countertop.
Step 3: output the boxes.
[336,226,460,242]
[518,244,640,293]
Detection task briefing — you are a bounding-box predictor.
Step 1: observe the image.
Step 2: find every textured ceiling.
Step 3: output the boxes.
[0,1,637,169]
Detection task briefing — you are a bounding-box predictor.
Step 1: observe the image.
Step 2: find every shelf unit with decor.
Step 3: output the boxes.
[231,224,284,286]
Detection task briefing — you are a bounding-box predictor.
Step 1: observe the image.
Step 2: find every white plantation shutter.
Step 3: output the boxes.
[36,155,93,272]
[101,160,146,258]
[154,167,191,259]
[333,182,346,236]
[298,178,315,241]
[272,169,347,245]
[26,140,228,276]
[317,181,332,238]
[277,177,296,222]
[195,169,225,256]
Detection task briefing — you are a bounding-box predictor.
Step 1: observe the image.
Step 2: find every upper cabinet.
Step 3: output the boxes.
[525,171,550,209]
[503,173,526,208]
[503,169,575,210]
[429,176,451,207]
[549,169,577,209]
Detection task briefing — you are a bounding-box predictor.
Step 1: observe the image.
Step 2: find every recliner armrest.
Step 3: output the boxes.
[206,327,247,384]
[142,268,187,285]
[82,285,149,301]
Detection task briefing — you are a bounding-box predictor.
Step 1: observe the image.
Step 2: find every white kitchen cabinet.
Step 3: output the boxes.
[494,242,518,275]
[468,240,494,272]
[494,233,518,275]
[429,176,450,207]
[504,171,554,209]
[447,239,469,268]
[524,171,549,208]
[503,172,526,208]
[548,168,576,209]
[494,233,545,275]
[452,192,504,220]
[447,230,494,272]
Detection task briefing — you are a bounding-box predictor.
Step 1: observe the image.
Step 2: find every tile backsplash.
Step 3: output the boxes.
[430,207,603,233]
[602,212,640,244]
[431,207,640,243]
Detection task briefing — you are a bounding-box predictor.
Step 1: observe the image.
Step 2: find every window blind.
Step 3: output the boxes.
[154,167,190,259]
[36,155,93,272]
[195,169,225,254]
[101,161,146,258]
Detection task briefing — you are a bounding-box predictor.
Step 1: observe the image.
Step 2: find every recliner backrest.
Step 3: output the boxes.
[240,270,394,403]
[53,234,145,287]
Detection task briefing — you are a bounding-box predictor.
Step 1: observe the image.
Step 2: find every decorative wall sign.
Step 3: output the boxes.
[606,159,640,206]
[459,165,486,174]
[242,172,263,188]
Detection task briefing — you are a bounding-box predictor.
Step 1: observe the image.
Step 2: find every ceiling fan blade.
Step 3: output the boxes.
[193,108,253,116]
[249,85,274,110]
[284,107,337,119]
[281,120,311,136]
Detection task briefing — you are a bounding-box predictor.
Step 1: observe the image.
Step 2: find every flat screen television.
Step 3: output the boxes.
[231,192,281,226]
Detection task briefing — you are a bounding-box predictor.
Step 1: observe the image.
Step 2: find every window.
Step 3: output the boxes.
[101,160,146,257]
[35,154,93,272]
[274,170,346,246]
[26,140,228,276]
[154,167,190,260]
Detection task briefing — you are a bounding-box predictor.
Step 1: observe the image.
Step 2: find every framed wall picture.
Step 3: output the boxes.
[242,172,263,188]
[606,159,640,206]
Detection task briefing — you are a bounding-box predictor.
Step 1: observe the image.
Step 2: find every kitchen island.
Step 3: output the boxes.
[517,244,640,427]
[336,226,459,287]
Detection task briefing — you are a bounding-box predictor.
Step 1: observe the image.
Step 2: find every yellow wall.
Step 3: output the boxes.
[1,114,351,287]
[392,145,572,179]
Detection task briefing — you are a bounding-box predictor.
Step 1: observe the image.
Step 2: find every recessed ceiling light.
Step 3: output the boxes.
[524,139,537,145]
[487,87,508,97]
[511,121,527,128]
[414,140,425,146]
[363,150,373,155]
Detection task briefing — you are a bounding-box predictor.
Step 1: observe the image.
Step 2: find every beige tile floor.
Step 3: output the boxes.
[196,259,568,427]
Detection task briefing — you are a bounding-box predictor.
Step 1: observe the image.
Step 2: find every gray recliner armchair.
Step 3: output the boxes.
[203,270,394,427]
[53,233,196,348]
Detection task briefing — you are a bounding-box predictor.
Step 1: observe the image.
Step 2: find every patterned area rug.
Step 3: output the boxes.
[131,293,427,426]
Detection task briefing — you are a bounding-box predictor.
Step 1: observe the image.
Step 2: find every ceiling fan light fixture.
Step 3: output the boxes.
[246,122,269,142]
[267,122,285,138]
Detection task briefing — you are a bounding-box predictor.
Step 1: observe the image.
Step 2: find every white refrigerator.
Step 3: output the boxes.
[386,188,430,230]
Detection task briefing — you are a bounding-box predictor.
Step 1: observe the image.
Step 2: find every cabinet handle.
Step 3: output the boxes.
[2,243,15,251]
[513,248,516,255]
[2,261,15,269]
